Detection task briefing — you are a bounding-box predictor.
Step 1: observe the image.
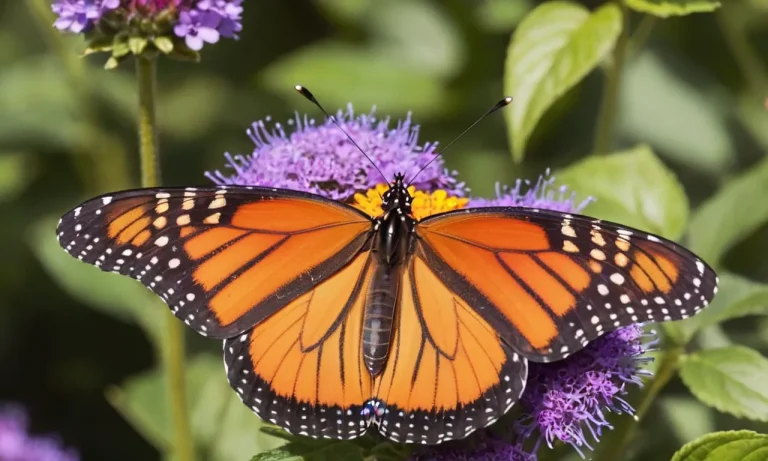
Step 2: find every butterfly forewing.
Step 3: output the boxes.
[56,186,373,338]
[416,207,719,363]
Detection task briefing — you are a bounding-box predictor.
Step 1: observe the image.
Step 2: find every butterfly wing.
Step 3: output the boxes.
[415,207,718,362]
[372,254,527,445]
[56,186,373,338]
[224,251,375,439]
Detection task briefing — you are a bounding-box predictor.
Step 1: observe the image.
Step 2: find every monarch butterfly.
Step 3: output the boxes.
[56,89,718,445]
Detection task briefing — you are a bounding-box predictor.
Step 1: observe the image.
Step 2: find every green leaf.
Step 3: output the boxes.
[671,430,768,461]
[129,36,148,55]
[153,36,174,54]
[679,346,768,422]
[661,397,716,444]
[108,355,283,458]
[626,0,721,18]
[504,1,622,162]
[261,42,444,116]
[555,144,689,240]
[689,156,768,267]
[369,0,463,78]
[618,51,733,174]
[30,217,163,340]
[0,153,33,202]
[665,272,768,343]
[251,441,364,461]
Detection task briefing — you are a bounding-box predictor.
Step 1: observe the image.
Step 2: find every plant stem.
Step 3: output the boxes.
[716,6,768,95]
[593,347,683,461]
[593,2,629,155]
[27,0,131,192]
[136,56,195,461]
[627,14,657,58]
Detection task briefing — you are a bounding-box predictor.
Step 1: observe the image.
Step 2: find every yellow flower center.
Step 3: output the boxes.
[351,184,469,221]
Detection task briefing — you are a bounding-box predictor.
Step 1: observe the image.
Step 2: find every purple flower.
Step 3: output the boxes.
[469,170,592,213]
[0,406,79,461]
[52,0,243,52]
[174,9,222,50]
[197,0,243,37]
[51,0,118,33]
[206,106,466,202]
[516,325,656,457]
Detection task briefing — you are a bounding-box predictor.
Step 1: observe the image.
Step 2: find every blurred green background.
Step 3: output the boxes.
[2,0,768,460]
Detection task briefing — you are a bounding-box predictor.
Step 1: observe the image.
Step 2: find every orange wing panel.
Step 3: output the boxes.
[231,198,368,232]
[420,214,549,251]
[185,227,249,260]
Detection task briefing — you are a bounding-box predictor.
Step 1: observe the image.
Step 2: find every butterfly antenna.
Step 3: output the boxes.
[407,96,513,187]
[295,85,389,184]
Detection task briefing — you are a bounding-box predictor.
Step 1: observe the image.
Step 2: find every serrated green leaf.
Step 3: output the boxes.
[555,144,689,239]
[689,156,768,267]
[154,36,174,54]
[30,216,162,339]
[665,273,768,344]
[261,42,444,116]
[504,1,622,162]
[679,346,768,422]
[671,430,768,461]
[626,0,721,18]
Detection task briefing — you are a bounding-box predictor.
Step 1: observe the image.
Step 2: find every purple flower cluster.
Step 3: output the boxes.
[51,0,243,51]
[52,0,119,33]
[516,325,656,457]
[468,170,592,213]
[0,406,78,461]
[206,106,466,201]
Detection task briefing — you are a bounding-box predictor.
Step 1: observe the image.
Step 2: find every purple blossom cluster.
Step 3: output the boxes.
[51,0,243,51]
[468,170,592,213]
[208,108,657,461]
[206,106,466,201]
[516,324,656,458]
[0,406,78,461]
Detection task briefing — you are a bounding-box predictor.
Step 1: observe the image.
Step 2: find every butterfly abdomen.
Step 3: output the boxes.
[363,261,399,376]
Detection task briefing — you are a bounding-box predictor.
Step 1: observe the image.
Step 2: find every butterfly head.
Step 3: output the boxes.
[381,173,412,214]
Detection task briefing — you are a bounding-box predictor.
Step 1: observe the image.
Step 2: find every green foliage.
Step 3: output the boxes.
[679,346,768,422]
[108,354,283,460]
[504,1,622,162]
[670,431,768,461]
[626,0,721,17]
[30,217,164,341]
[689,157,768,267]
[0,153,33,202]
[665,273,768,344]
[555,144,689,239]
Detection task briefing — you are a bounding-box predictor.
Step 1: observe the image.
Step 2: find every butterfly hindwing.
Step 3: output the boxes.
[56,186,373,338]
[372,254,527,445]
[224,251,375,439]
[416,207,718,363]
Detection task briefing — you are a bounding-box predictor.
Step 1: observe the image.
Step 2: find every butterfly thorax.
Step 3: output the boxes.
[363,174,416,376]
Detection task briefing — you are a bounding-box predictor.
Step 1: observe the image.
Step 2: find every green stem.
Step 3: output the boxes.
[627,14,657,58]
[593,347,683,461]
[27,0,131,192]
[136,56,195,461]
[593,2,629,156]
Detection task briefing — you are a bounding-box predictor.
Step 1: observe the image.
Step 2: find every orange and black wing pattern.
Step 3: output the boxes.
[56,186,373,338]
[224,251,375,439]
[372,254,527,445]
[416,207,719,363]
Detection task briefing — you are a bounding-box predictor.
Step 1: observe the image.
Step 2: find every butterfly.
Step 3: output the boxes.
[55,91,718,445]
